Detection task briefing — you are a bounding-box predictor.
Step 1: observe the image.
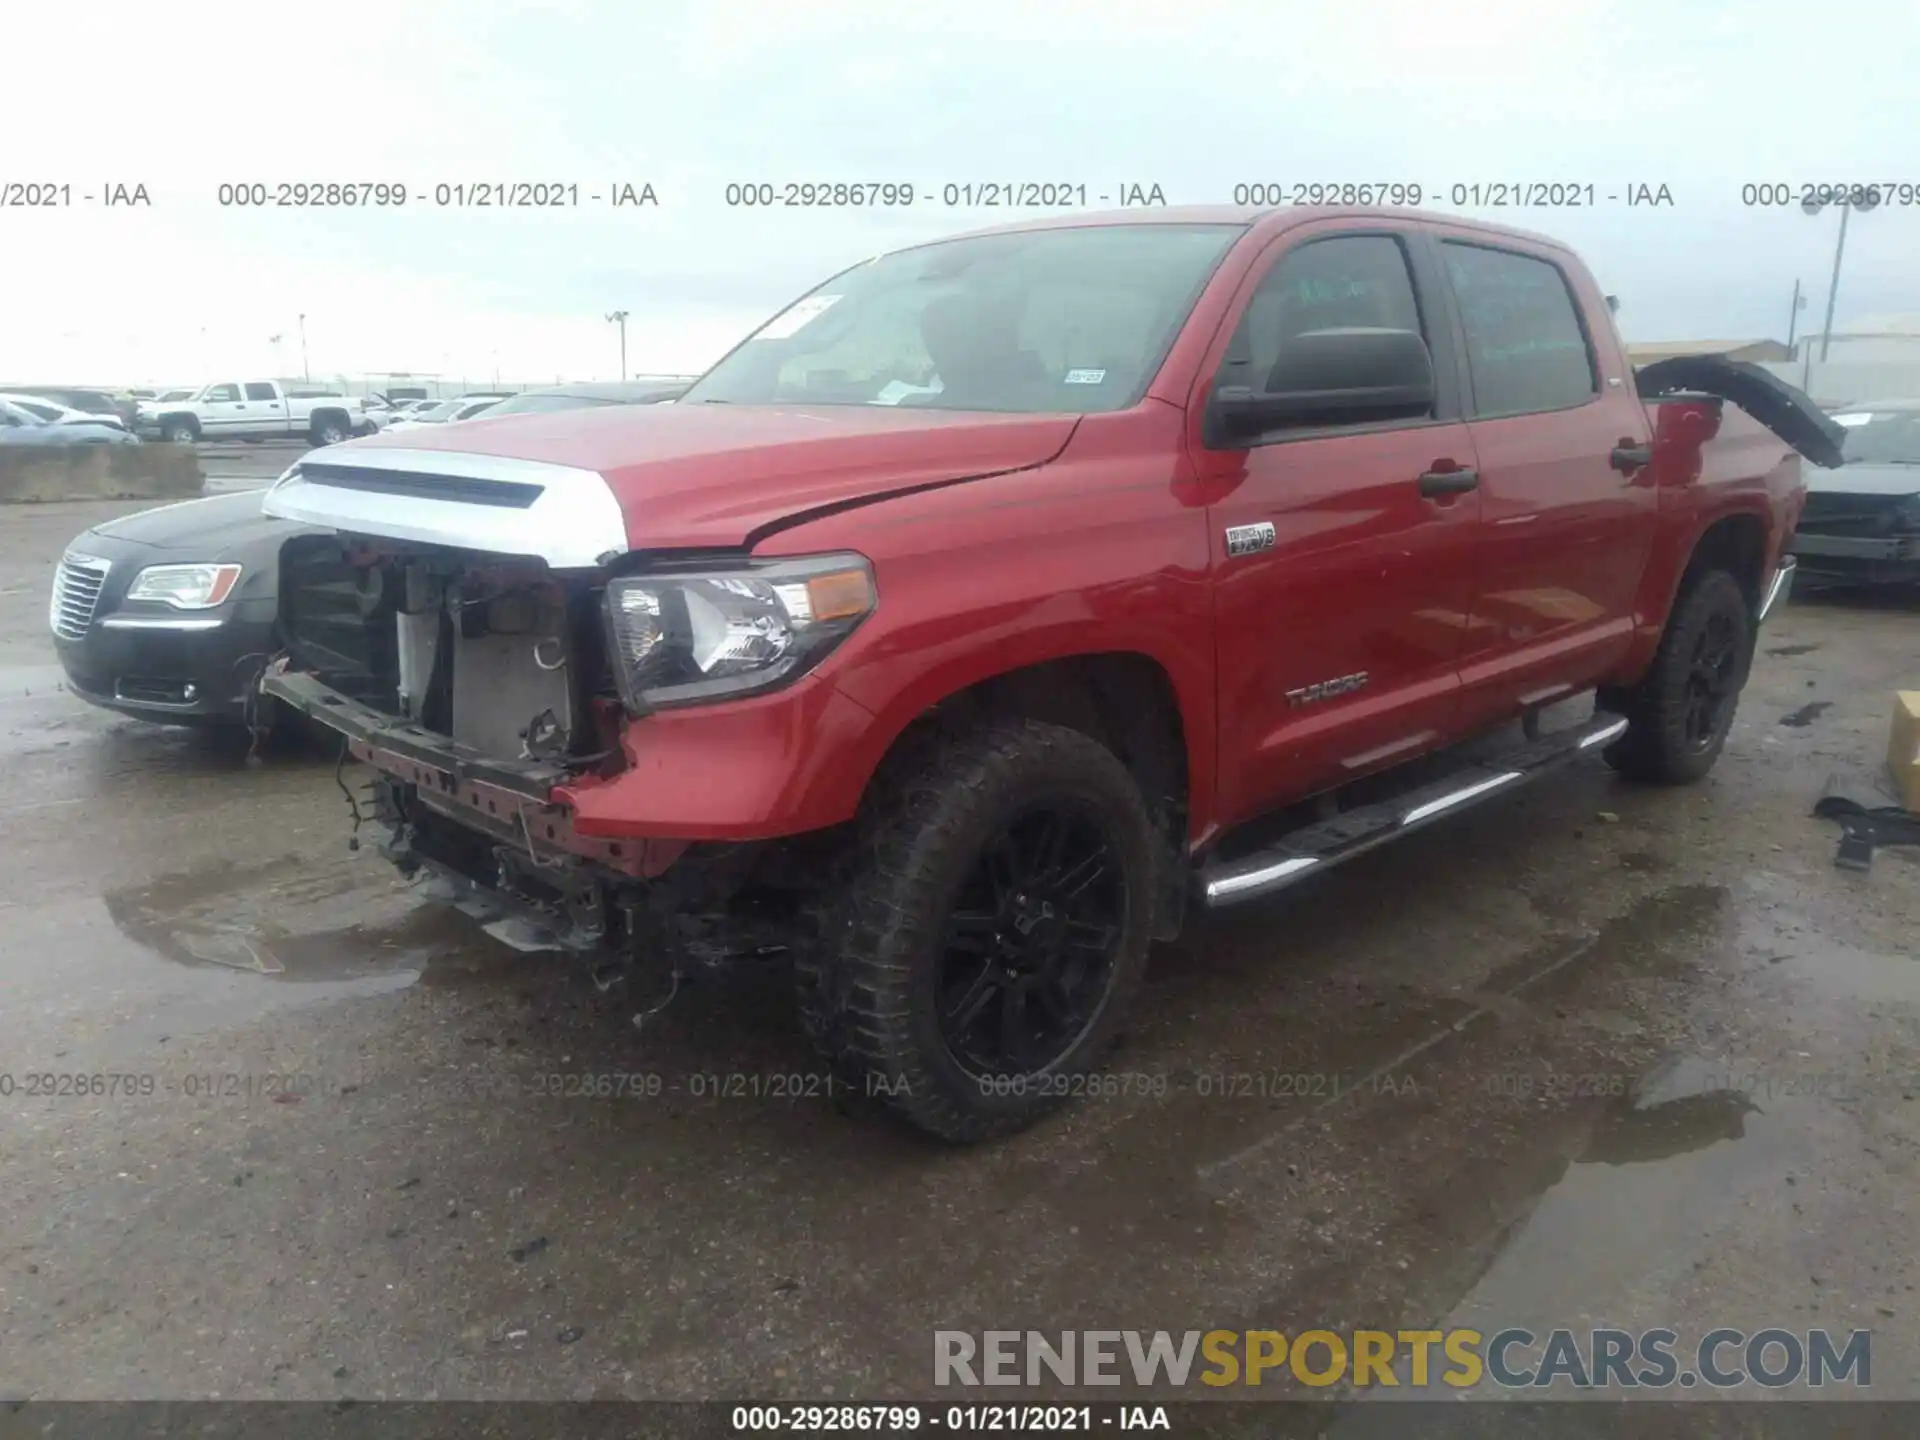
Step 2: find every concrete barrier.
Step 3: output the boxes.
[0,444,204,504]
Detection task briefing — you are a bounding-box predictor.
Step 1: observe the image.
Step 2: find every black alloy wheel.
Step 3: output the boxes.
[1682,607,1742,752]
[794,717,1158,1141]
[936,800,1127,1080]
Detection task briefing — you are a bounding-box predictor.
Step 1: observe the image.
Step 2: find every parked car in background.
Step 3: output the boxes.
[14,386,121,416]
[0,399,139,444]
[136,380,373,446]
[49,492,323,727]
[0,393,130,430]
[472,379,694,417]
[1792,399,1920,586]
[260,206,1837,1139]
[382,395,507,431]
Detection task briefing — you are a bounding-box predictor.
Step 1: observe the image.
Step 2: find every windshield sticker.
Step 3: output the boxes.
[1063,368,1107,385]
[754,294,842,341]
[872,378,943,406]
[1831,412,1876,427]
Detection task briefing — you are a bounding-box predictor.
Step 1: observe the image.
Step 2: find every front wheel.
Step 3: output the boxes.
[1602,568,1753,784]
[160,418,198,445]
[796,718,1159,1142]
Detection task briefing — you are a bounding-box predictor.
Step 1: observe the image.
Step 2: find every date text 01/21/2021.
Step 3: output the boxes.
[1229,182,1676,207]
[729,1405,1170,1432]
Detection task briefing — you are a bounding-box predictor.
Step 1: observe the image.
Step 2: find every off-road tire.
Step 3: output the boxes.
[1602,568,1753,784]
[795,718,1159,1143]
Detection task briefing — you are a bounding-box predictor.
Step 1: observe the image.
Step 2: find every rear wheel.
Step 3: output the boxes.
[1602,568,1752,784]
[310,416,348,446]
[796,718,1158,1142]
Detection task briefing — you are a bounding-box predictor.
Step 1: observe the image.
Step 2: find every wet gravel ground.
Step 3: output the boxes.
[2,496,1918,1415]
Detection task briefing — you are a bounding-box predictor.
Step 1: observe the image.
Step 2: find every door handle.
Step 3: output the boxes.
[1417,466,1479,497]
[1610,441,1652,474]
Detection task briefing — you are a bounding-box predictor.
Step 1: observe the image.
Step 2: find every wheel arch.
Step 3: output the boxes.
[1615,501,1775,687]
[849,650,1201,940]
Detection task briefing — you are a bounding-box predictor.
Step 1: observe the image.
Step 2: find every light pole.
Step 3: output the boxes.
[1803,187,1881,368]
[606,310,629,380]
[298,313,310,381]
[1785,278,1806,350]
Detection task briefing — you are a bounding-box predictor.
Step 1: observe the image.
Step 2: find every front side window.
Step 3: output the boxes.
[1219,234,1428,405]
[1442,243,1597,417]
[684,223,1244,415]
[203,383,241,402]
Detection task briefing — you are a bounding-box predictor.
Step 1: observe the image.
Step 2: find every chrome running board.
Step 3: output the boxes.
[1198,711,1629,907]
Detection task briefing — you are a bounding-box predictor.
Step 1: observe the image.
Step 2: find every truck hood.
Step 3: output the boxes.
[90,488,321,551]
[262,402,1081,563]
[1635,356,1847,469]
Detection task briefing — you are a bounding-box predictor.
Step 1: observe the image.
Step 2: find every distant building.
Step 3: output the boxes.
[1762,314,1920,407]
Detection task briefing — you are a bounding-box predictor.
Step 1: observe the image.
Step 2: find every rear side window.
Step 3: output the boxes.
[1222,235,1428,401]
[1442,243,1596,417]
[244,382,276,401]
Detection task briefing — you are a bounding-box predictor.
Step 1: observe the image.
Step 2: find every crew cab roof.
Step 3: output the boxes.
[934,204,1581,254]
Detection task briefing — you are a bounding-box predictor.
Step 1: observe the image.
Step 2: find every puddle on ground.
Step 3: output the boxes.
[1734,882,1920,1005]
[1476,883,1729,1006]
[102,852,475,984]
[1351,1054,1828,1403]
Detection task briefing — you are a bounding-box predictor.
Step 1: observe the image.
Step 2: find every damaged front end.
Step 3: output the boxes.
[262,533,818,986]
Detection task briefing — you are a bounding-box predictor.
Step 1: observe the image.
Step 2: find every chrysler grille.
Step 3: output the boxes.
[50,554,111,640]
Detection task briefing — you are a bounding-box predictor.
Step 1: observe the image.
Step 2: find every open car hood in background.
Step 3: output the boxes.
[1635,356,1847,470]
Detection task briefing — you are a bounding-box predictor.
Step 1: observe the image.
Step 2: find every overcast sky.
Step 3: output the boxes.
[4,0,1914,386]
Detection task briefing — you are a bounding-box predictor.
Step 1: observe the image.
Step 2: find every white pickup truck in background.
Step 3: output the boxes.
[136,380,374,446]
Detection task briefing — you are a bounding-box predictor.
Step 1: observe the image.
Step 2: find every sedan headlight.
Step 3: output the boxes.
[124,562,244,609]
[603,553,875,711]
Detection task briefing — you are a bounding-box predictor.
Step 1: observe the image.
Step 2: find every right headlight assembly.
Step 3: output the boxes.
[602,552,876,712]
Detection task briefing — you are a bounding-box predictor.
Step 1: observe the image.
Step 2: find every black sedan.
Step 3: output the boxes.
[50,491,320,726]
[48,381,689,727]
[1792,400,1920,586]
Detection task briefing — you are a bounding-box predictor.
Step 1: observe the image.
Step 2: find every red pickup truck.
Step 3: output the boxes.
[260,206,1839,1140]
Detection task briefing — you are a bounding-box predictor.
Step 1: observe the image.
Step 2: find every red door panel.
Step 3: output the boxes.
[1182,223,1485,833]
[1207,422,1482,828]
[1431,234,1658,732]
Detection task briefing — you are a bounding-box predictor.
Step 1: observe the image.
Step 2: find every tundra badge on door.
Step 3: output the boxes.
[1225,522,1276,557]
[1286,672,1370,706]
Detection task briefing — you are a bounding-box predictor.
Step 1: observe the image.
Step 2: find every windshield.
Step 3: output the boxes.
[683,223,1244,414]
[158,389,194,401]
[1827,408,1920,464]
[1832,410,1920,465]
[411,400,463,421]
[481,392,616,417]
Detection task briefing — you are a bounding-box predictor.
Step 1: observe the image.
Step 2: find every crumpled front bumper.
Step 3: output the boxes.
[259,668,688,881]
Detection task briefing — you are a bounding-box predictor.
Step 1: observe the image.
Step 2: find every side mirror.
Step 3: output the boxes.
[1204,327,1435,446]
